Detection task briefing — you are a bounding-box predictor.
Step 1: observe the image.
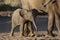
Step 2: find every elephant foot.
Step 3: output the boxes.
[28,33,35,37]
[10,33,14,37]
[23,34,28,37]
[45,35,52,38]
[45,34,57,38]
[19,34,23,37]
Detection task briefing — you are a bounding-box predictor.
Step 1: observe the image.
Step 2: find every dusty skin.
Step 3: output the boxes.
[43,0,60,37]
[21,0,60,37]
[10,9,37,37]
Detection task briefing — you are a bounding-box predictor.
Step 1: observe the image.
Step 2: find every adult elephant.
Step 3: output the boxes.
[54,0,60,37]
[43,0,60,37]
[21,0,45,10]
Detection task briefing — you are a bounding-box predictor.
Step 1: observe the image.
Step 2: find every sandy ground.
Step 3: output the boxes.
[0,31,60,40]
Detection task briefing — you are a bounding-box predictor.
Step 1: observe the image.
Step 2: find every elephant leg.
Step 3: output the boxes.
[23,23,28,36]
[55,13,60,37]
[20,22,24,37]
[10,21,17,36]
[28,22,34,37]
[31,18,37,33]
[47,12,55,37]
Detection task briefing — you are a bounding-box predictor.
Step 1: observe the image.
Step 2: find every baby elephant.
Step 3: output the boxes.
[10,9,37,37]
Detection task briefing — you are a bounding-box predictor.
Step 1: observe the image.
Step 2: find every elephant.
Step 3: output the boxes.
[23,20,35,37]
[21,0,57,37]
[54,0,60,37]
[10,8,37,37]
[43,0,60,37]
[21,8,45,37]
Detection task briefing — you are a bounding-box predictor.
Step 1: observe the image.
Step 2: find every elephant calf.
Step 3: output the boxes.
[10,9,37,37]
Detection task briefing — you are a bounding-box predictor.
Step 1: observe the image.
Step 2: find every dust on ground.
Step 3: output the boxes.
[0,31,60,40]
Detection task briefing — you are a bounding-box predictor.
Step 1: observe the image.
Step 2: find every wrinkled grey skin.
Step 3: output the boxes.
[10,9,37,37]
[43,0,60,37]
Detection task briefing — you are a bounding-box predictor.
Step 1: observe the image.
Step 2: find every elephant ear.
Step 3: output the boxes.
[19,10,24,17]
